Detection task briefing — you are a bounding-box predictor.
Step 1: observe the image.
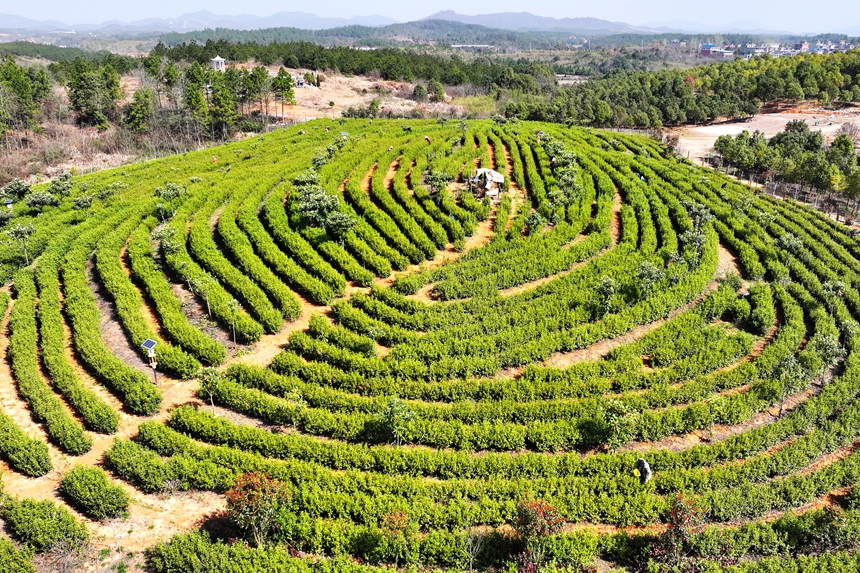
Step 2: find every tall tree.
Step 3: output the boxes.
[0,56,36,132]
[125,88,153,133]
[271,67,295,118]
[208,74,238,139]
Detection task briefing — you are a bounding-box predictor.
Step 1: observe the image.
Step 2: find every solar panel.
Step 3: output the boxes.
[142,339,157,350]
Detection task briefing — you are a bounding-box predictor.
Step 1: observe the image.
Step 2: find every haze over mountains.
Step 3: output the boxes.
[419,10,662,34]
[0,9,857,36]
[0,11,397,33]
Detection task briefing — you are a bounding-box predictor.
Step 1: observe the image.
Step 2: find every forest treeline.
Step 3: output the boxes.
[516,50,860,126]
[713,120,860,215]
[151,41,556,93]
[154,40,860,127]
[1,39,859,167]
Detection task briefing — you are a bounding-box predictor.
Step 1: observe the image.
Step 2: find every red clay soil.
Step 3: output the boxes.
[383,157,400,191]
[486,142,497,171]
[361,163,378,193]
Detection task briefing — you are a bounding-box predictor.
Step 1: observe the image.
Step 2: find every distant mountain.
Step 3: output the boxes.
[0,13,69,30]
[0,11,397,34]
[836,25,860,36]
[421,10,664,34]
[644,18,841,35]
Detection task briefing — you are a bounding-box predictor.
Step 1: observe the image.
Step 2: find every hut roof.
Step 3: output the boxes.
[473,168,504,183]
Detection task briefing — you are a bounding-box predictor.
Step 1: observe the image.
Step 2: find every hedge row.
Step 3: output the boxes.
[188,188,284,333]
[59,465,130,520]
[62,208,162,415]
[8,270,91,454]
[261,187,349,291]
[95,213,201,378]
[162,188,264,344]
[0,538,34,573]
[0,496,88,553]
[216,181,302,321]
[127,219,226,366]
[235,188,338,305]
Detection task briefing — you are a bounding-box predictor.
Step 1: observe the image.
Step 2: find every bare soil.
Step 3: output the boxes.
[85,260,157,378]
[361,163,378,193]
[0,289,218,573]
[168,277,238,353]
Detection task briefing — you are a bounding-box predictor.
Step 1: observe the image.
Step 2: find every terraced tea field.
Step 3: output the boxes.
[2,119,860,572]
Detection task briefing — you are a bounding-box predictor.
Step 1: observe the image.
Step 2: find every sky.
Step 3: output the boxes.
[0,0,858,34]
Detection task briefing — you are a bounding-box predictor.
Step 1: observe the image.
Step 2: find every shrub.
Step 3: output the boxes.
[225,472,291,547]
[0,539,34,573]
[0,498,87,553]
[59,466,130,520]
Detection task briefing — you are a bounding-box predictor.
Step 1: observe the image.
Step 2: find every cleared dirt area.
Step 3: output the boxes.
[235,66,460,122]
[86,260,157,378]
[676,107,860,165]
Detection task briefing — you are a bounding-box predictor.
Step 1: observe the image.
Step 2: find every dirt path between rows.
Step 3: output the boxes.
[383,157,400,191]
[502,142,528,234]
[361,163,377,193]
[493,188,624,300]
[225,290,325,370]
[538,244,739,369]
[85,260,153,377]
[0,287,219,573]
[119,243,167,341]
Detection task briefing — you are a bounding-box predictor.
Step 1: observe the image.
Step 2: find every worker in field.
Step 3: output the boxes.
[634,458,652,484]
[425,136,432,144]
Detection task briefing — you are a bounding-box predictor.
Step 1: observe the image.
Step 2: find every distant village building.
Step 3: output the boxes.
[699,44,734,58]
[699,43,716,56]
[211,56,226,72]
[556,74,589,85]
[451,44,495,51]
[739,44,767,56]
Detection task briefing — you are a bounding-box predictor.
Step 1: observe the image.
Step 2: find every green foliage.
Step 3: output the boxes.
[2,178,31,199]
[376,397,416,446]
[0,538,34,573]
[0,497,87,553]
[23,191,58,212]
[8,270,91,454]
[59,465,130,520]
[5,119,860,573]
